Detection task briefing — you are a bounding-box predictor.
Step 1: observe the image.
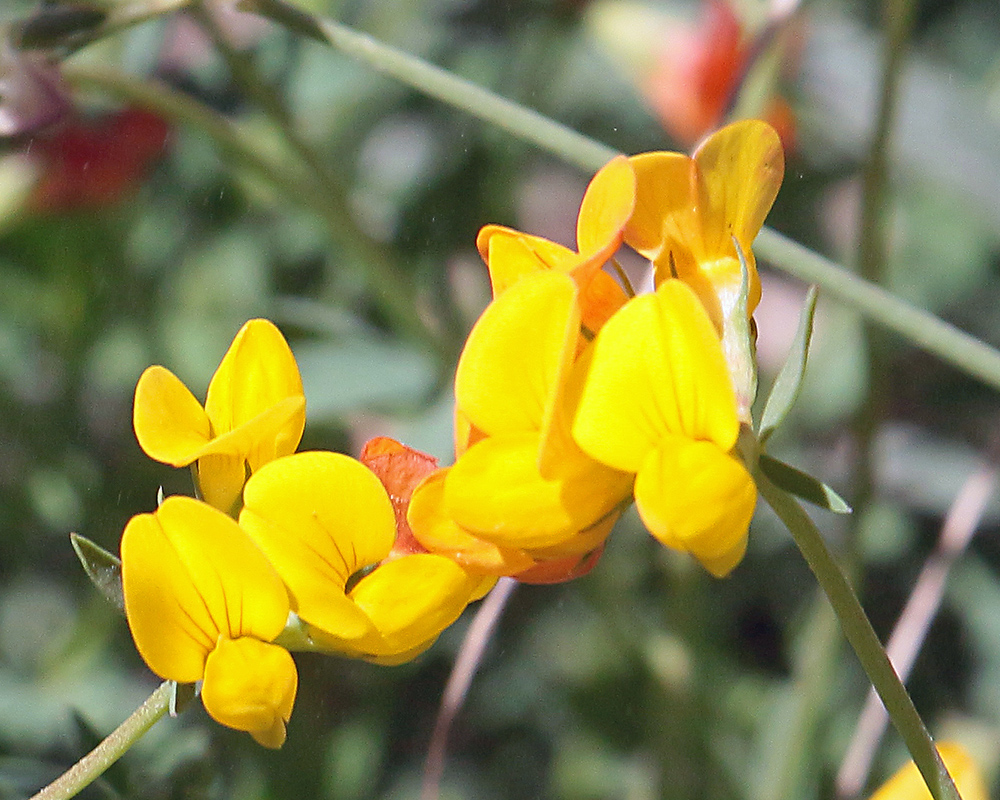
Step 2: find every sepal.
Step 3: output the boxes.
[70,532,124,613]
[758,286,818,443]
[758,453,851,514]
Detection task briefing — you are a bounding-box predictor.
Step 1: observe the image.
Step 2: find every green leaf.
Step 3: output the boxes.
[758,454,851,514]
[758,286,819,442]
[70,533,124,614]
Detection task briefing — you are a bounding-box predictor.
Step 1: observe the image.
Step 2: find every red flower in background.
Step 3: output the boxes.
[645,0,798,149]
[29,107,170,213]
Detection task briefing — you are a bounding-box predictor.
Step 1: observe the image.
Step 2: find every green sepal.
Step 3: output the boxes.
[758,453,851,514]
[169,681,198,717]
[727,236,758,421]
[757,286,818,443]
[70,532,124,613]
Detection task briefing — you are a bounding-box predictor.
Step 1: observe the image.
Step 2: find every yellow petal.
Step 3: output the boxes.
[194,452,247,513]
[445,433,631,551]
[204,319,305,447]
[121,496,289,682]
[693,119,783,264]
[201,637,297,748]
[478,225,578,296]
[132,366,212,466]
[407,469,536,575]
[573,280,739,473]
[456,271,580,437]
[575,155,635,260]
[624,151,694,262]
[869,742,988,800]
[238,451,395,639]
[633,437,756,577]
[348,554,477,657]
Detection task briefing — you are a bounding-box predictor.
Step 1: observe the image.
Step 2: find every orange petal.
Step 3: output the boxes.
[575,155,636,267]
[693,119,784,259]
[624,151,695,263]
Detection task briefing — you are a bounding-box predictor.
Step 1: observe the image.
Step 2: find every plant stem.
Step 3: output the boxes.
[241,0,1000,395]
[852,0,918,518]
[29,682,172,800]
[756,474,961,800]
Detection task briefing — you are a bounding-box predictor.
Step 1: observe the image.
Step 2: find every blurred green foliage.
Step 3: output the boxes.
[4,0,1000,798]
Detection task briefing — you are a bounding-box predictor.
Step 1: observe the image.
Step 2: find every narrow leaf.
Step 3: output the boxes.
[70,532,125,613]
[758,286,819,442]
[758,454,851,514]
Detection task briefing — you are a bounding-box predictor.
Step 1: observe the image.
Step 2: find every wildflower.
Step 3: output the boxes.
[868,742,987,800]
[121,495,296,748]
[238,450,481,663]
[572,278,756,577]
[408,271,633,577]
[133,319,305,513]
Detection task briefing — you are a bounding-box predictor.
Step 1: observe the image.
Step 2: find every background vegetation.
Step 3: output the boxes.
[2,0,1000,798]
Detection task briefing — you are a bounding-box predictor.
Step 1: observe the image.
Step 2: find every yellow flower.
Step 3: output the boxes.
[476,154,636,335]
[572,278,756,577]
[408,271,633,576]
[624,119,783,330]
[869,742,988,800]
[133,319,306,513]
[121,495,296,748]
[238,451,481,663]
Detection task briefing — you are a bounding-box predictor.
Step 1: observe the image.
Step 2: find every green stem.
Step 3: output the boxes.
[242,0,1000,395]
[756,474,960,800]
[852,0,918,518]
[29,682,172,800]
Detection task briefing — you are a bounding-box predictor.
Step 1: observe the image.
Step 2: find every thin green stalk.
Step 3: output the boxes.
[755,473,960,800]
[243,0,1000,395]
[29,682,172,800]
[852,0,918,518]
[60,63,447,358]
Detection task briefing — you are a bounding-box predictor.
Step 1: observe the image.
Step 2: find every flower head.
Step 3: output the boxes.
[573,278,756,576]
[121,495,296,747]
[238,451,481,663]
[409,271,633,579]
[133,319,305,513]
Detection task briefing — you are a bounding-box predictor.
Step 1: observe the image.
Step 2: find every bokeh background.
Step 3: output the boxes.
[3,0,1000,798]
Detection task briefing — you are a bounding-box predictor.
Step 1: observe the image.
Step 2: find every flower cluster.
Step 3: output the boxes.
[408,119,783,580]
[119,119,782,747]
[125,320,484,746]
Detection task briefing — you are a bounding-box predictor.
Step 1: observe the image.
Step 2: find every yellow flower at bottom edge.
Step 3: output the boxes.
[238,451,482,663]
[572,278,756,577]
[869,742,987,800]
[133,319,306,513]
[121,495,296,747]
